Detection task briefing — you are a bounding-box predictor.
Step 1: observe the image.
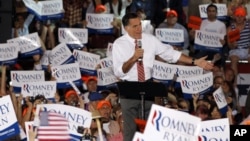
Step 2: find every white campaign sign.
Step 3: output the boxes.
[155,28,184,46]
[73,49,100,71]
[51,62,82,88]
[23,0,64,20]
[8,32,42,57]
[35,104,92,139]
[11,70,45,92]
[0,43,19,65]
[152,60,176,81]
[49,43,74,66]
[0,95,20,140]
[99,56,113,69]
[199,118,229,141]
[21,81,57,99]
[58,28,88,44]
[97,67,118,86]
[199,4,227,18]
[86,13,114,29]
[144,104,201,141]
[179,72,213,94]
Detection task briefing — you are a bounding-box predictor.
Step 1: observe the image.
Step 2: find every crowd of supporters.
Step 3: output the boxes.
[1,0,250,140]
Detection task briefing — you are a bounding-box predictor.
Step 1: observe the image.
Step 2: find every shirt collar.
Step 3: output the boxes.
[125,33,142,44]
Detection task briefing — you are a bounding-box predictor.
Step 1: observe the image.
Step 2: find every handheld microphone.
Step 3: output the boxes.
[137,40,143,63]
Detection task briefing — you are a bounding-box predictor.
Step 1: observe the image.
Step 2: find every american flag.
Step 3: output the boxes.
[37,111,71,141]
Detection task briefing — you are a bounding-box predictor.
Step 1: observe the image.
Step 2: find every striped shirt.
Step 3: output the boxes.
[231,21,250,49]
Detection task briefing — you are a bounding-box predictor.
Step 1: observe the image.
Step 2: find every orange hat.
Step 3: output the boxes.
[65,90,78,99]
[86,76,97,84]
[166,10,178,17]
[234,7,246,17]
[81,75,97,83]
[97,100,111,110]
[95,4,106,13]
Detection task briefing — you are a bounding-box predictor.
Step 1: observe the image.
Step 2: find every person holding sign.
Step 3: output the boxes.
[194,4,227,64]
[158,9,190,56]
[112,12,214,141]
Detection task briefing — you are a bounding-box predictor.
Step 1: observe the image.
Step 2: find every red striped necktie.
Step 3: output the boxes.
[135,39,145,82]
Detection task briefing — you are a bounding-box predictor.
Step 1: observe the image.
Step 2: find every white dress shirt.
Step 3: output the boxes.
[112,33,181,81]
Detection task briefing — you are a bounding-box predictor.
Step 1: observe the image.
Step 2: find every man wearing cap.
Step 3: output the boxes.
[227,6,250,79]
[64,89,84,108]
[82,76,98,104]
[158,9,190,56]
[97,100,122,141]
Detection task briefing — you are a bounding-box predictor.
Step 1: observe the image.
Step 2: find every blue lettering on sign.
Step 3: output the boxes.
[88,16,112,24]
[161,116,196,136]
[176,68,202,76]
[59,30,87,39]
[43,108,89,125]
[12,73,43,82]
[158,30,182,38]
[54,67,79,78]
[181,76,211,88]
[197,32,220,41]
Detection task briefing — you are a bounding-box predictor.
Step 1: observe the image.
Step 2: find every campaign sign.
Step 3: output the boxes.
[99,56,113,69]
[58,28,88,50]
[106,42,113,57]
[155,28,184,47]
[35,104,92,140]
[51,62,82,89]
[213,87,228,115]
[194,30,224,52]
[73,49,100,76]
[199,118,229,141]
[19,124,27,141]
[49,43,75,66]
[179,72,213,99]
[86,13,114,34]
[11,70,45,93]
[132,132,150,141]
[152,60,176,87]
[0,95,20,141]
[144,104,201,141]
[23,0,64,21]
[8,32,42,58]
[40,50,51,70]
[21,81,57,99]
[199,4,228,21]
[0,43,19,65]
[25,121,37,141]
[237,73,250,106]
[175,65,204,88]
[97,67,118,90]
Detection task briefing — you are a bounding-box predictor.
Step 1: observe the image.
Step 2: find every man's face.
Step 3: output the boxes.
[125,17,142,39]
[87,80,97,92]
[207,7,217,20]
[167,15,177,26]
[99,104,112,120]
[235,15,245,24]
[66,94,78,106]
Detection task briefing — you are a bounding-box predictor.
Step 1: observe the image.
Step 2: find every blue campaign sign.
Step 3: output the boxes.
[0,95,20,140]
